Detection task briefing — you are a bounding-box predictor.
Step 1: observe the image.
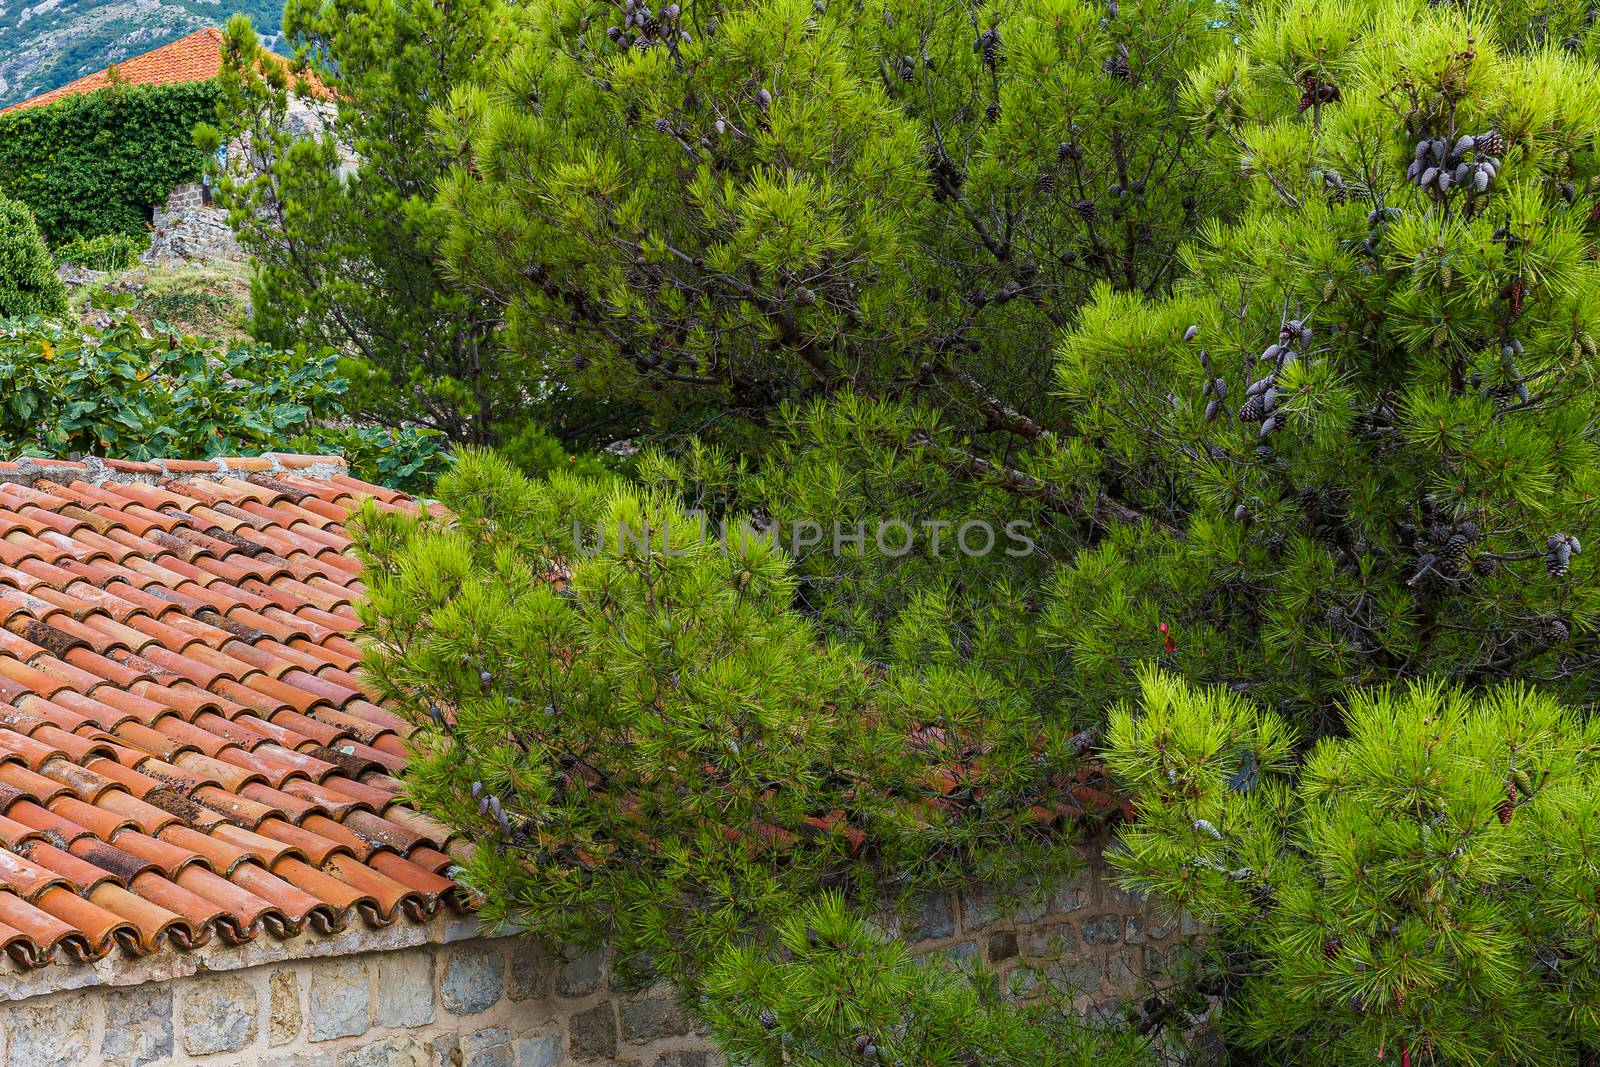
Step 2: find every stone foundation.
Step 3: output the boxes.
[0,854,1180,1066]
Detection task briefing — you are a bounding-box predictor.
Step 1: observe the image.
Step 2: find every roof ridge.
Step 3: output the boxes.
[0,454,352,491]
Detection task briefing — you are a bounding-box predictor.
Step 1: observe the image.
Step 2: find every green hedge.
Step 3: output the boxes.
[0,81,219,245]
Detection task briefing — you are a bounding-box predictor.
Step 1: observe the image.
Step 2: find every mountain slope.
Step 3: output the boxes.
[0,1,284,109]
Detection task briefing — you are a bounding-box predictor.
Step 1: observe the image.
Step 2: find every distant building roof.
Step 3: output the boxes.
[1,28,320,116]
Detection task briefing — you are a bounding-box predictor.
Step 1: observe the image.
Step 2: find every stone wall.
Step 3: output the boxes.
[142,183,244,267]
[0,853,1181,1066]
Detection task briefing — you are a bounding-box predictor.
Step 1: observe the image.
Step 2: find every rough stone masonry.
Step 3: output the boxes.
[0,851,1182,1066]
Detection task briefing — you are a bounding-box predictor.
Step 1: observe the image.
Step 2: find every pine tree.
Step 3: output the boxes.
[1106,670,1600,1065]
[436,0,1237,443]
[0,192,68,320]
[199,6,515,444]
[352,450,1097,993]
[1050,0,1600,718]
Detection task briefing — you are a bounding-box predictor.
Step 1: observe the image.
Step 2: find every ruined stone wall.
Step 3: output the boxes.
[142,183,243,267]
[0,853,1181,1066]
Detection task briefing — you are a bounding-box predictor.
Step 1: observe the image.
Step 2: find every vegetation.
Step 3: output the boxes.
[1051,0,1600,724]
[353,450,1097,982]
[0,311,440,488]
[0,81,219,245]
[1108,672,1600,1065]
[335,0,1600,1062]
[0,193,69,319]
[202,6,519,446]
[437,0,1236,436]
[702,894,1154,1066]
[0,0,1578,1058]
[55,232,145,272]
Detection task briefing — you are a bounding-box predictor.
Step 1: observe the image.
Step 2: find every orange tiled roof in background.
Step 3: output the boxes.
[0,452,466,970]
[1,27,327,115]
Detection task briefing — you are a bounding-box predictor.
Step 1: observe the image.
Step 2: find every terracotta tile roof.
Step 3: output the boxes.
[0,453,466,969]
[1,28,326,115]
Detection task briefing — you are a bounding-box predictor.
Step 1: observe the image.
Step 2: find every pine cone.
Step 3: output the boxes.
[1438,534,1470,576]
[1104,44,1132,82]
[1073,199,1096,221]
[1037,171,1057,193]
[1238,394,1266,422]
[1539,617,1570,645]
[1546,533,1580,577]
[1475,129,1505,156]
[1473,555,1497,577]
[975,28,1001,67]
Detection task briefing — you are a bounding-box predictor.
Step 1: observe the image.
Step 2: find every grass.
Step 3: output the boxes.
[71,262,254,342]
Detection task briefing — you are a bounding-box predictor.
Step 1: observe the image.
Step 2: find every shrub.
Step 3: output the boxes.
[0,193,68,319]
[1106,671,1600,1065]
[0,311,442,490]
[0,81,218,244]
[351,449,1097,988]
[54,232,145,272]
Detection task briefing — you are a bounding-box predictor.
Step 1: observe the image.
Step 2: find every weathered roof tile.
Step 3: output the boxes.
[0,454,464,970]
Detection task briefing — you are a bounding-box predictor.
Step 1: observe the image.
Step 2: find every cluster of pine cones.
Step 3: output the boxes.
[607,0,689,49]
[1546,533,1581,577]
[1406,130,1503,197]
[1236,320,1310,439]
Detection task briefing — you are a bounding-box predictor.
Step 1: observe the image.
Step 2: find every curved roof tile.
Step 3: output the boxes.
[0,453,467,970]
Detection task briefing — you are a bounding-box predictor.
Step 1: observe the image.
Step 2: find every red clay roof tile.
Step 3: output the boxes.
[0,455,463,971]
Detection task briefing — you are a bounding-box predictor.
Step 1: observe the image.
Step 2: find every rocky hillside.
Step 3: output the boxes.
[0,0,284,108]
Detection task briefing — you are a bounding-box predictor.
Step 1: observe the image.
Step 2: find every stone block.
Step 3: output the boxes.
[441,942,505,1015]
[1044,954,1103,998]
[6,992,94,1067]
[1081,913,1123,946]
[513,1026,563,1067]
[1051,874,1095,914]
[181,973,260,1055]
[569,1003,619,1061]
[464,1026,514,1067]
[556,946,606,997]
[102,983,173,1067]
[308,959,371,1042]
[938,940,979,966]
[1105,952,1138,991]
[430,1034,463,1067]
[338,1035,430,1067]
[1105,881,1147,910]
[904,891,955,941]
[508,940,552,1001]
[270,969,302,1045]
[376,950,436,1027]
[1146,912,1180,941]
[987,929,1019,963]
[1019,920,1078,958]
[620,989,692,1043]
[961,882,1047,928]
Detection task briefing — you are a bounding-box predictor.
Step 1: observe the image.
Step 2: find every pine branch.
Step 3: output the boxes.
[905,432,1175,536]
